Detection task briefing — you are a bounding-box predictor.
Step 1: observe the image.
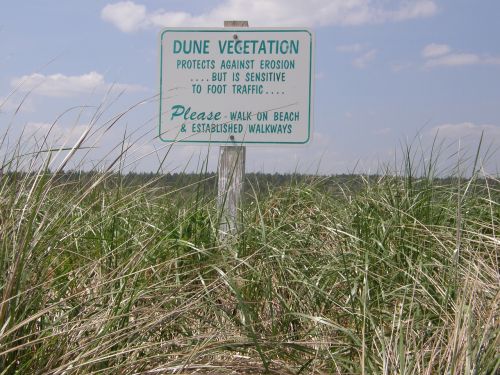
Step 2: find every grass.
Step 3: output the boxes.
[0,122,498,374]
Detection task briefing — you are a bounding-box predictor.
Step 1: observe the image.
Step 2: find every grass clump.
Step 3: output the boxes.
[0,135,498,374]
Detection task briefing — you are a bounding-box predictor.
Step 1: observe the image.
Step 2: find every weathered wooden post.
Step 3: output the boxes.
[217,20,248,240]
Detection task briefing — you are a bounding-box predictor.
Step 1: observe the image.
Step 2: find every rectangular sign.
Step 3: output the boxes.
[159,28,314,144]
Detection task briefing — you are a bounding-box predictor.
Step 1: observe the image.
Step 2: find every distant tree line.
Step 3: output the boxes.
[2,169,497,198]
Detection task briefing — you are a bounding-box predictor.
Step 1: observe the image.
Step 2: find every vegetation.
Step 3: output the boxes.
[0,128,498,374]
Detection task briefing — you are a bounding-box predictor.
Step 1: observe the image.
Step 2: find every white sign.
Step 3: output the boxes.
[159,28,314,145]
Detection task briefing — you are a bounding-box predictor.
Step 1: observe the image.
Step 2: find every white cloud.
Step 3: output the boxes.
[336,43,377,68]
[10,72,145,98]
[484,57,500,65]
[0,95,35,114]
[139,131,346,174]
[0,97,13,113]
[425,53,481,68]
[390,0,437,21]
[422,43,451,58]
[245,131,342,174]
[422,44,500,68]
[101,1,149,33]
[353,49,377,68]
[24,122,91,145]
[101,0,438,31]
[430,122,500,143]
[427,123,500,172]
[336,43,365,53]
[390,61,414,72]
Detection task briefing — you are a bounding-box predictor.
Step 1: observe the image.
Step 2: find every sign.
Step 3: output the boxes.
[159,28,314,144]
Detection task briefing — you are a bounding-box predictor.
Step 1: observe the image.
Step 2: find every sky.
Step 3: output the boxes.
[1,0,499,175]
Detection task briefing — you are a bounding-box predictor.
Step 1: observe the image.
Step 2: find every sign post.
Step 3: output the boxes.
[158,22,315,239]
[218,20,248,240]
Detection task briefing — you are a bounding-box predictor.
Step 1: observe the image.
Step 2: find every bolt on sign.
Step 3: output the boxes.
[159,28,315,144]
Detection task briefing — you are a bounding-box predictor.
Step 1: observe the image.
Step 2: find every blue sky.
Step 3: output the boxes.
[1,0,499,175]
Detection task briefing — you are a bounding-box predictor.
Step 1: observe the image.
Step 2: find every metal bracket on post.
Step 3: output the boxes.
[218,20,248,241]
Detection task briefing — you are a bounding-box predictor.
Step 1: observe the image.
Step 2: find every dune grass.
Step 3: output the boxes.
[0,127,498,374]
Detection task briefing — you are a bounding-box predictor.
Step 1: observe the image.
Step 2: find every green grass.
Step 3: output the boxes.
[0,136,498,374]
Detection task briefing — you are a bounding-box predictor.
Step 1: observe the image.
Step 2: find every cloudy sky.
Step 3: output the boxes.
[1,0,499,175]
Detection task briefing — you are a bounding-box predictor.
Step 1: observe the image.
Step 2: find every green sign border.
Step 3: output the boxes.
[159,28,314,145]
